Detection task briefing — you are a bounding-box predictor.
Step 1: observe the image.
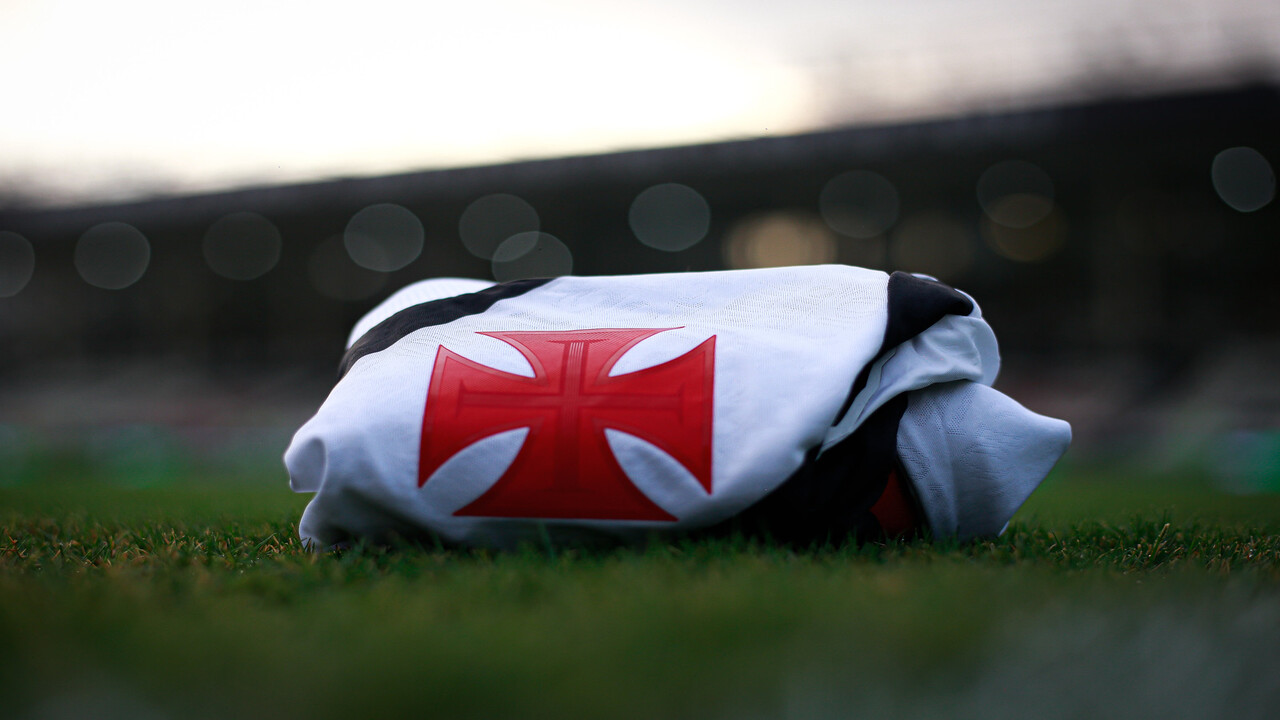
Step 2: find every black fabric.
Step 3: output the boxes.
[338,278,551,378]
[703,393,910,547]
[831,272,975,425]
[883,271,974,351]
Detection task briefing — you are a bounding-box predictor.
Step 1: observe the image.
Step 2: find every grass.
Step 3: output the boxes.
[2,465,1279,719]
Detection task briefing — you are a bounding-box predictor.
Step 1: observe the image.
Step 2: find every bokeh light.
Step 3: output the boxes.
[343,204,424,272]
[491,232,573,282]
[983,207,1067,262]
[309,235,388,301]
[1211,147,1275,213]
[458,194,540,260]
[202,212,282,281]
[75,222,150,290]
[977,160,1055,228]
[0,231,35,298]
[819,171,899,238]
[628,183,711,252]
[890,212,975,280]
[724,211,837,269]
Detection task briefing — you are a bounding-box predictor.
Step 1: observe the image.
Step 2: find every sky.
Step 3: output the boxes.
[1,0,1277,206]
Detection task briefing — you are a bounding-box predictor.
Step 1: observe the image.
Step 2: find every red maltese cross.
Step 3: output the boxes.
[419,328,715,521]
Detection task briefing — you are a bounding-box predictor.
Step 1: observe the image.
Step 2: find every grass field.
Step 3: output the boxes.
[2,463,1279,719]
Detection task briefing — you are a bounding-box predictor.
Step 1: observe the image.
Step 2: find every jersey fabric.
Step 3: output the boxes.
[285,265,1066,549]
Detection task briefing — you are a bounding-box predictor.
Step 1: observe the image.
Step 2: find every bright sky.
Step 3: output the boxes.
[1,0,1277,206]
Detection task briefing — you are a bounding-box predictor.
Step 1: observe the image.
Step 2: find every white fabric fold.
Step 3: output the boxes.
[896,380,1072,541]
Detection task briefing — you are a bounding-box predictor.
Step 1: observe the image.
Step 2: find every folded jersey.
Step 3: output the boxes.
[286,265,1069,549]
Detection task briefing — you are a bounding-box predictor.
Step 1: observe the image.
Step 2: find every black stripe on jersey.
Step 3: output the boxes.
[882,271,974,351]
[703,393,910,546]
[338,278,552,378]
[832,271,975,422]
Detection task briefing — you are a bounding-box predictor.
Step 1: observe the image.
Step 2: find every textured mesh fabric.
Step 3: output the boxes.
[896,380,1071,541]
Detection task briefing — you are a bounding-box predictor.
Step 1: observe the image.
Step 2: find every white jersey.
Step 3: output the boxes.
[286,265,1068,549]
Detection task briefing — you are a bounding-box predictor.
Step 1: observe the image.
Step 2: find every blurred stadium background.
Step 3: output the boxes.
[0,0,1277,491]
